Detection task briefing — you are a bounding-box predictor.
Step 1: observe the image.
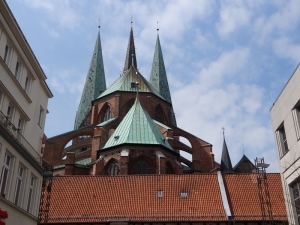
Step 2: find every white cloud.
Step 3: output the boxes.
[216,1,252,38]
[273,38,300,63]
[22,0,81,29]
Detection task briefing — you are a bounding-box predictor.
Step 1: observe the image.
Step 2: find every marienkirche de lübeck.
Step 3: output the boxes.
[39,23,287,225]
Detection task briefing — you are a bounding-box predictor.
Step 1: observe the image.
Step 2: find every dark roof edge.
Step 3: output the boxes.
[270,62,300,111]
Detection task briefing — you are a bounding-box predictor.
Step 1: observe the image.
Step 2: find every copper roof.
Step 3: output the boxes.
[39,174,287,224]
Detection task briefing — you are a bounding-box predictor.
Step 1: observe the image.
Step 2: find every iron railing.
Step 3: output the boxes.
[0,110,41,164]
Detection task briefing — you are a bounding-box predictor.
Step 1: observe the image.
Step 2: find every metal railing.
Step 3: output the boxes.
[0,110,41,164]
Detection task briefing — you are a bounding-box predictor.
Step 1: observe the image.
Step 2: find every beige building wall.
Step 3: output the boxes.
[270,63,300,225]
[0,1,52,224]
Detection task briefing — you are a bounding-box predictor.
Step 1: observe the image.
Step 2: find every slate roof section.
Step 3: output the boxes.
[74,31,106,130]
[97,66,165,101]
[123,26,137,72]
[223,173,287,221]
[102,96,173,150]
[150,35,177,126]
[220,139,234,174]
[39,174,226,223]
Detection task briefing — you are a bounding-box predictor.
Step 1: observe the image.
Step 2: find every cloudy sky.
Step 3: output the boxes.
[7,0,300,172]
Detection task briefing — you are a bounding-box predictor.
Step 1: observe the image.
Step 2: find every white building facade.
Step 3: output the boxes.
[270,63,300,225]
[0,1,52,224]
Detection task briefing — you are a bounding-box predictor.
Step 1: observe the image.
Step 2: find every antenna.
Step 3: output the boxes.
[131,16,133,27]
[157,21,159,33]
[98,18,101,30]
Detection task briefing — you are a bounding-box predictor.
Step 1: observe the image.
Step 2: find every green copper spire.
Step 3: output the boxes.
[74,31,106,130]
[150,34,177,126]
[150,34,172,103]
[123,27,137,72]
[102,95,173,151]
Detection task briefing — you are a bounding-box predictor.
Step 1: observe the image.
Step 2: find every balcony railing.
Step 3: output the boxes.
[0,110,41,164]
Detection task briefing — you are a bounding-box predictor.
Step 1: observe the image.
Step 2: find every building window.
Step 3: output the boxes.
[3,44,11,64]
[14,61,21,80]
[7,104,14,122]
[109,162,120,176]
[17,117,24,141]
[291,180,300,224]
[27,175,36,214]
[293,104,300,140]
[276,125,288,157]
[38,107,44,127]
[132,161,151,174]
[0,152,14,199]
[0,91,3,111]
[24,75,32,95]
[14,164,26,206]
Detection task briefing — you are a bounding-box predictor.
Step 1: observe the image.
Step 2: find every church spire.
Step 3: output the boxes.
[220,128,234,174]
[74,31,106,130]
[150,34,172,103]
[150,33,176,126]
[123,25,137,72]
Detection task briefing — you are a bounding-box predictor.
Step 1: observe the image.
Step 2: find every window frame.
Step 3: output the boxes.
[292,102,300,140]
[3,43,11,65]
[38,107,44,128]
[27,174,36,214]
[14,163,26,206]
[24,74,32,95]
[0,151,14,199]
[276,124,289,158]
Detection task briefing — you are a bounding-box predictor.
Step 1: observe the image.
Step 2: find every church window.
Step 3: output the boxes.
[131,82,136,89]
[102,105,111,122]
[109,162,119,176]
[132,161,151,174]
[154,105,164,123]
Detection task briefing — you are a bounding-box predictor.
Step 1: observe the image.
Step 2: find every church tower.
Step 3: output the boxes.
[43,25,216,175]
[74,31,106,130]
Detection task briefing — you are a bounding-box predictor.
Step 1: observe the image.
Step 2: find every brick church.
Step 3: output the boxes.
[39,25,287,225]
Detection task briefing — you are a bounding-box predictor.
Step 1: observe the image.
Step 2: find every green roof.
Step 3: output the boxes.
[150,35,177,126]
[97,117,118,127]
[75,158,91,166]
[102,96,173,150]
[74,32,106,130]
[97,67,165,101]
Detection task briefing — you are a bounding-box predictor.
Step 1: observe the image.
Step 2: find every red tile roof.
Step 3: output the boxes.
[223,173,287,221]
[39,173,287,224]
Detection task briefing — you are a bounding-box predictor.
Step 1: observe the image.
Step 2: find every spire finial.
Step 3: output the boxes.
[98,18,101,30]
[131,16,133,27]
[222,127,225,139]
[157,21,159,33]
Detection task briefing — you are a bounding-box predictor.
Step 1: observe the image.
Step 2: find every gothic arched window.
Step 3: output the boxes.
[108,162,120,176]
[154,105,164,123]
[132,161,151,174]
[102,105,111,122]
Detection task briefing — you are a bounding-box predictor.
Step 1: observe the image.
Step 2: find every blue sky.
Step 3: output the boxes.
[7,0,300,172]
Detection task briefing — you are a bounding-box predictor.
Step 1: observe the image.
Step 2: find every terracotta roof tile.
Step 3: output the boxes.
[40,174,225,223]
[39,173,287,224]
[223,173,287,221]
